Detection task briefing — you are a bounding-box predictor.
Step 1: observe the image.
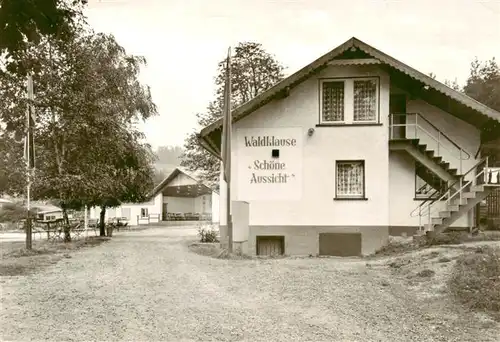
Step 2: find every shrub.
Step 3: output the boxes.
[449,247,500,320]
[0,203,35,223]
[197,224,219,243]
[425,231,466,246]
[375,241,418,256]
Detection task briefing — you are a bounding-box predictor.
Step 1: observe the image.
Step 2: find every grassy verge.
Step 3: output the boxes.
[0,237,110,277]
[374,231,500,258]
[448,246,500,321]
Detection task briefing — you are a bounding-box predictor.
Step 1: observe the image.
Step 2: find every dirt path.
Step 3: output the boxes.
[1,227,498,341]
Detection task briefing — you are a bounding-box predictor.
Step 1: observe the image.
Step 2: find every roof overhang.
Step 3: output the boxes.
[37,210,62,214]
[197,133,221,161]
[198,37,500,157]
[162,184,213,198]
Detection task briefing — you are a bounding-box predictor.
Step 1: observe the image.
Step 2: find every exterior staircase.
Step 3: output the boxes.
[389,138,466,191]
[389,113,500,234]
[412,158,499,234]
[415,166,446,197]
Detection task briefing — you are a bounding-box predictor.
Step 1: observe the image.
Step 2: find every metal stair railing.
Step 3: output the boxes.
[415,182,440,199]
[410,156,492,232]
[389,113,471,174]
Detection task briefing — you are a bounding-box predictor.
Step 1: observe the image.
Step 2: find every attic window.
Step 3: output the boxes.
[319,77,379,125]
[321,81,345,122]
[353,79,377,122]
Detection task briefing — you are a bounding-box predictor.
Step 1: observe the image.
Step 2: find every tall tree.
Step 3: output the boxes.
[0,130,25,195]
[180,42,285,186]
[0,29,157,240]
[85,131,156,236]
[463,57,500,112]
[432,57,500,146]
[463,57,500,164]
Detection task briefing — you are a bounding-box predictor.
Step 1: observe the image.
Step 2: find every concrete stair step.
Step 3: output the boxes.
[470,185,485,192]
[439,211,451,218]
[432,217,444,225]
[451,198,468,205]
[462,192,477,199]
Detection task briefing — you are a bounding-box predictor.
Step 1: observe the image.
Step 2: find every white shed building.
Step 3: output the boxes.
[89,167,219,225]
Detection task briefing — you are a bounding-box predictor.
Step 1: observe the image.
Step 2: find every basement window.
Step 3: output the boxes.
[256,236,285,256]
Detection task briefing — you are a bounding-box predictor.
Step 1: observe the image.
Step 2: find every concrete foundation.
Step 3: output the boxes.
[220,225,390,257]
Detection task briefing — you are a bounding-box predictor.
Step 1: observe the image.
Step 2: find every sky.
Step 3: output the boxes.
[84,0,500,150]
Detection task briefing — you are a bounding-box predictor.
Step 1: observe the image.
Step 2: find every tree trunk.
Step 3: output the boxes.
[99,206,106,236]
[62,208,71,242]
[106,223,113,237]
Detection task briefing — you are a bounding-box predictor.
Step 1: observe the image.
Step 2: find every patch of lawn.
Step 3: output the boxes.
[448,246,500,321]
[0,237,110,277]
[188,242,221,258]
[373,231,500,258]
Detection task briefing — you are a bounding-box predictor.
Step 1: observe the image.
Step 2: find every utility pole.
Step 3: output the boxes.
[221,47,233,253]
[25,75,35,250]
[84,205,88,238]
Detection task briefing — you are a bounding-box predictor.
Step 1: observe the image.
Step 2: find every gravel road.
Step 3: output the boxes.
[1,227,499,342]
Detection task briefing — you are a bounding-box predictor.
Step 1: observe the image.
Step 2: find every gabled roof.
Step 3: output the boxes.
[148,166,217,199]
[199,37,500,156]
[31,204,62,214]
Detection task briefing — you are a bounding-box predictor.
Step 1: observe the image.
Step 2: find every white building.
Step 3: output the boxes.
[89,167,220,225]
[198,37,500,257]
[33,205,64,222]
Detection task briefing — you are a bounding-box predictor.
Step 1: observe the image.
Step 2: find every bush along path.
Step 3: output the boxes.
[1,227,499,341]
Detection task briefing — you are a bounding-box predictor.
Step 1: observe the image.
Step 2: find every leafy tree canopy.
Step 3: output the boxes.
[0,26,157,238]
[435,57,500,141]
[0,0,87,74]
[463,57,500,112]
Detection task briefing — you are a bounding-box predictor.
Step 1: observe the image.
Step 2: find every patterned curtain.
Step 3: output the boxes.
[322,81,344,122]
[337,162,363,196]
[354,80,377,121]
